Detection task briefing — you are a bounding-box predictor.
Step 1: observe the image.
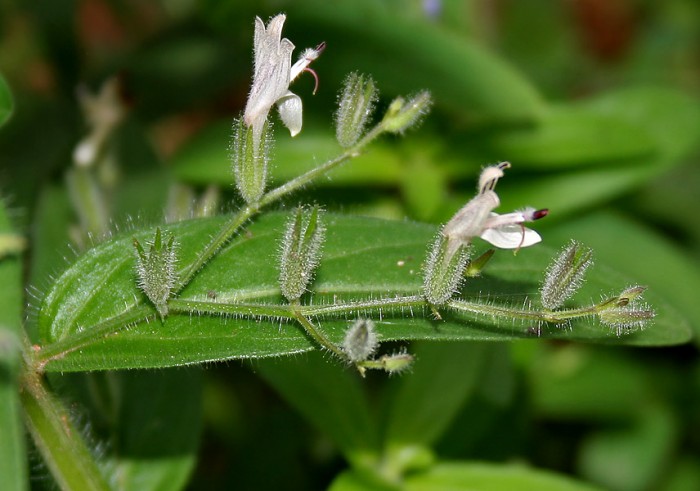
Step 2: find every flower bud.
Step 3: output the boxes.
[377,350,414,374]
[598,306,655,335]
[335,72,378,147]
[133,228,178,319]
[381,91,432,134]
[279,206,325,301]
[615,285,647,306]
[231,116,271,203]
[342,319,378,362]
[423,231,471,305]
[540,241,593,310]
[465,249,494,278]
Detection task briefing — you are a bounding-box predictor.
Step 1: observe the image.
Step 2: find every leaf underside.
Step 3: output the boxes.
[36,213,691,372]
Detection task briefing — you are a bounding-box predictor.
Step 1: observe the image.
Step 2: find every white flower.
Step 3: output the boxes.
[443,162,547,256]
[243,14,323,139]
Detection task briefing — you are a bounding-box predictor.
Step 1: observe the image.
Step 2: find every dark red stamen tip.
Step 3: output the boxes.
[315,41,327,54]
[532,209,549,220]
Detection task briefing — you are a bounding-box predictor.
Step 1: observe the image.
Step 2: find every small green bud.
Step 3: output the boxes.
[342,319,378,362]
[335,72,378,148]
[423,231,471,305]
[381,91,431,134]
[377,350,414,374]
[616,285,647,306]
[598,306,655,335]
[231,116,271,203]
[465,249,495,277]
[540,241,593,310]
[598,285,654,335]
[133,228,178,319]
[279,206,325,301]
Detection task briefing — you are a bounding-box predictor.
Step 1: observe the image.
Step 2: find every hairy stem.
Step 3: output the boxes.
[20,337,110,491]
[290,300,348,360]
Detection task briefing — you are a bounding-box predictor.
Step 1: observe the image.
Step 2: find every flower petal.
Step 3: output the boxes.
[480,225,542,249]
[277,91,303,136]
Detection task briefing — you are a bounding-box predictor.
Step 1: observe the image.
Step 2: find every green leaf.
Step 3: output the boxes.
[385,342,488,447]
[107,369,202,491]
[171,121,404,187]
[287,0,544,121]
[527,345,652,420]
[578,405,677,491]
[36,213,691,372]
[0,198,27,491]
[483,103,656,169]
[497,87,700,217]
[0,73,13,128]
[255,351,379,466]
[329,462,605,491]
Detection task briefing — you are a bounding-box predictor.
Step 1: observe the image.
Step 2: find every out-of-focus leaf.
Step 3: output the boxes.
[527,345,651,420]
[497,87,700,216]
[220,0,543,121]
[585,87,700,163]
[661,458,700,491]
[255,351,378,465]
[106,370,202,491]
[483,104,655,169]
[0,73,13,127]
[171,120,405,187]
[578,405,677,491]
[329,462,605,491]
[0,198,27,491]
[35,213,690,372]
[384,342,488,448]
[544,211,700,343]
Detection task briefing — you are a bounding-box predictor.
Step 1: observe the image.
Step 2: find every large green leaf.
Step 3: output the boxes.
[0,73,13,128]
[329,462,604,491]
[36,213,690,372]
[0,199,27,491]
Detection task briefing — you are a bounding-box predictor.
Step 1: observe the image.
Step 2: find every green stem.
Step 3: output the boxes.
[20,339,110,491]
[290,300,348,360]
[175,205,258,292]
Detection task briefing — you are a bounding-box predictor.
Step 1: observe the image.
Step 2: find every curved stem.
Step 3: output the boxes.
[290,300,348,360]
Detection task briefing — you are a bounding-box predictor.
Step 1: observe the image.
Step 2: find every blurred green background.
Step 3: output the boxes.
[1,0,700,490]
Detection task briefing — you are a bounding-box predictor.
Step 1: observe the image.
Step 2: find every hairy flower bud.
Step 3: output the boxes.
[598,286,654,335]
[335,72,377,147]
[540,241,593,310]
[381,91,432,134]
[376,350,414,374]
[342,319,378,362]
[133,228,178,319]
[598,306,655,335]
[279,206,325,301]
[423,231,471,305]
[231,116,271,203]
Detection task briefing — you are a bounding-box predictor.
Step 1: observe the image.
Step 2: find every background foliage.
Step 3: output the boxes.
[1,0,700,490]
